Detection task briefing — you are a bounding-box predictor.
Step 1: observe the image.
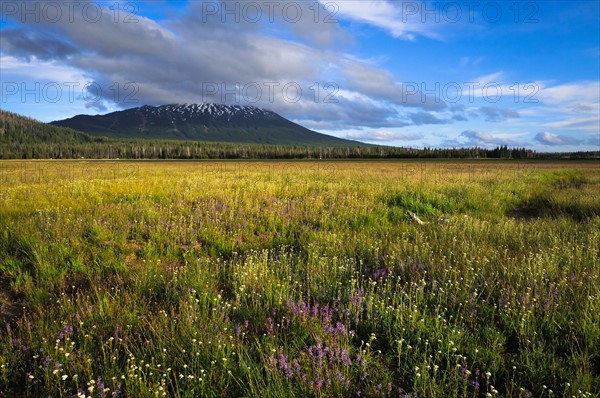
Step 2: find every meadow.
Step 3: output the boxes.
[0,160,598,397]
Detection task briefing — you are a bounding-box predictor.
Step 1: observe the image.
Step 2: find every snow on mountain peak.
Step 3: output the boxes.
[137,104,272,120]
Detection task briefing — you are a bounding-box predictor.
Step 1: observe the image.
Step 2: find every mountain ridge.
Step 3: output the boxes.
[51,103,362,146]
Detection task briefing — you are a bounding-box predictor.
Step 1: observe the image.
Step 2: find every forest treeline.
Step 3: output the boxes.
[1,110,597,160]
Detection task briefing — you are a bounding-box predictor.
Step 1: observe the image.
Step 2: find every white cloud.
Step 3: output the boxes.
[543,116,600,132]
[471,71,504,86]
[326,0,442,40]
[533,81,600,133]
[346,130,423,142]
[335,58,447,110]
[459,56,484,67]
[0,55,86,83]
[443,130,528,148]
[538,81,600,105]
[534,132,583,146]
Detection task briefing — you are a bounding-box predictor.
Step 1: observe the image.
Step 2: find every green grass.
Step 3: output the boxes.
[0,160,598,397]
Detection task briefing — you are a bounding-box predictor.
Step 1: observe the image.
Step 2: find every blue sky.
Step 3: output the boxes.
[1,0,598,150]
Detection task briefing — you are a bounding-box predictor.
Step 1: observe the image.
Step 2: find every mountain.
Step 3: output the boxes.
[0,110,93,144]
[50,104,361,146]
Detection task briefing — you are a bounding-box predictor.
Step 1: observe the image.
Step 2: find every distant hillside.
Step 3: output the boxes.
[50,103,362,146]
[0,110,93,144]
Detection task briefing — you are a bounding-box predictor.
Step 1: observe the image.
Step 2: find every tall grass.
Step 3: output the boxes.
[0,160,598,397]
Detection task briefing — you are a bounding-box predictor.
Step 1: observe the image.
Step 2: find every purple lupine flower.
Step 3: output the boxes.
[316,379,323,390]
[266,317,274,334]
[340,348,352,366]
[279,352,294,378]
[98,378,106,398]
[335,322,347,336]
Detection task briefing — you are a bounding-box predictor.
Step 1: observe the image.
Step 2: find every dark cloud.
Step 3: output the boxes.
[479,106,520,122]
[449,104,466,112]
[566,103,597,114]
[0,29,77,60]
[408,112,450,125]
[447,104,468,121]
[534,132,583,146]
[297,99,407,131]
[84,100,108,113]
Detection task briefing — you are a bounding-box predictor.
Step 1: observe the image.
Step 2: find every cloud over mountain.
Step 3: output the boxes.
[0,0,447,131]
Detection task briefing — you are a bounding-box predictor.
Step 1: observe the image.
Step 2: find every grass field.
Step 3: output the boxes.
[0,160,598,397]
